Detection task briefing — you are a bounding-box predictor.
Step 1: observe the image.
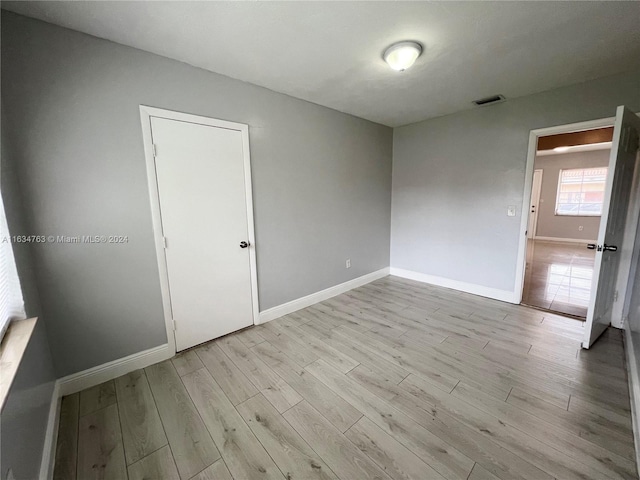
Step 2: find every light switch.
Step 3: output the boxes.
[507,205,516,217]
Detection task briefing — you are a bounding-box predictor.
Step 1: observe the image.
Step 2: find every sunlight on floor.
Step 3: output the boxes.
[522,240,595,318]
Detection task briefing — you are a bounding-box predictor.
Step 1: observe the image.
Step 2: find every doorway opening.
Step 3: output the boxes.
[516,107,640,349]
[522,127,613,319]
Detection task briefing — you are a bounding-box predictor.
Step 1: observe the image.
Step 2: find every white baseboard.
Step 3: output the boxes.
[57,343,173,397]
[258,267,390,324]
[389,267,517,304]
[623,326,640,471]
[39,382,61,480]
[533,236,596,244]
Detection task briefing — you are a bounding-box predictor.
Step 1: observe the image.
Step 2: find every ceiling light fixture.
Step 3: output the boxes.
[383,41,422,71]
[552,142,613,153]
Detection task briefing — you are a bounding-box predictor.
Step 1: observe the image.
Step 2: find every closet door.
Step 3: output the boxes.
[150,116,254,351]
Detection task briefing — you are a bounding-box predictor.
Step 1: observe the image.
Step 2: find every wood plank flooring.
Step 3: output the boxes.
[53,276,637,480]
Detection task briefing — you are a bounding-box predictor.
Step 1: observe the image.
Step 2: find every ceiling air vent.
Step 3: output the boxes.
[473,94,505,106]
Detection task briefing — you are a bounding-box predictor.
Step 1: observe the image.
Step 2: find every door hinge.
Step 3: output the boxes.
[614,290,619,302]
[163,236,168,249]
[152,144,158,158]
[173,320,177,331]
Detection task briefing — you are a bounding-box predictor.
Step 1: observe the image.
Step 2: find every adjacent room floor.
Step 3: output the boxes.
[53,276,635,480]
[522,239,596,318]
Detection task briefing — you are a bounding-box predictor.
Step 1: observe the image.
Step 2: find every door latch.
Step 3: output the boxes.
[587,243,617,252]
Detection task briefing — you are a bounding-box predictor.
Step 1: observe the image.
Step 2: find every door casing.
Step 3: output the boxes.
[139,105,259,355]
[516,117,614,308]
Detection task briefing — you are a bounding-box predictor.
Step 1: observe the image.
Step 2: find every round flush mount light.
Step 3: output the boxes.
[383,41,422,71]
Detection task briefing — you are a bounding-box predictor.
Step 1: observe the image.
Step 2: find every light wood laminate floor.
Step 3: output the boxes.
[53,276,636,480]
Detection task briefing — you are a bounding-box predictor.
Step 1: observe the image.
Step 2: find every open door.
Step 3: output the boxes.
[583,106,640,348]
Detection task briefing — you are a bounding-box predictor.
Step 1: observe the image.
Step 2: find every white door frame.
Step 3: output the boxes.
[139,105,260,355]
[527,169,543,239]
[514,116,615,306]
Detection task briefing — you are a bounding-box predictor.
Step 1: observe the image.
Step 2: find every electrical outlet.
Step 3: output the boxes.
[507,205,516,217]
[579,226,584,231]
[346,259,351,268]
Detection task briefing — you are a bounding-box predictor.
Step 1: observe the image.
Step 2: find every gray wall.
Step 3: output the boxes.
[1,12,393,377]
[533,149,609,241]
[1,109,57,480]
[391,69,640,293]
[625,210,640,389]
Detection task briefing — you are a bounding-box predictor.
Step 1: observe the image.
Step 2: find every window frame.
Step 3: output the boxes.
[554,167,608,217]
[0,192,26,342]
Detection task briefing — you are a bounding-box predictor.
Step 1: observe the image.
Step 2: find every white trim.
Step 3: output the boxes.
[140,106,250,132]
[39,382,61,480]
[139,107,178,357]
[390,268,517,304]
[623,326,640,471]
[258,268,390,324]
[139,106,260,353]
[533,236,597,244]
[514,116,616,304]
[57,343,172,397]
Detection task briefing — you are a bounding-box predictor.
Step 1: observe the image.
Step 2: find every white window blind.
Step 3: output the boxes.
[0,193,25,340]
[555,167,608,216]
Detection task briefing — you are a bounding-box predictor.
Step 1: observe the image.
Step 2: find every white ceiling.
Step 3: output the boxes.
[4,1,640,127]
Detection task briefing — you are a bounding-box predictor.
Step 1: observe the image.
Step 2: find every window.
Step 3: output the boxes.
[555,167,608,216]
[0,193,25,340]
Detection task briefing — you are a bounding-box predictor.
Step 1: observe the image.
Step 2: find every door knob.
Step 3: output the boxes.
[587,244,596,249]
[240,241,250,248]
[603,244,618,252]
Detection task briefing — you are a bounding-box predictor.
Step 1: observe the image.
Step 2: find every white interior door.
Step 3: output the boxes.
[583,106,640,348]
[527,169,543,239]
[150,116,255,351]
